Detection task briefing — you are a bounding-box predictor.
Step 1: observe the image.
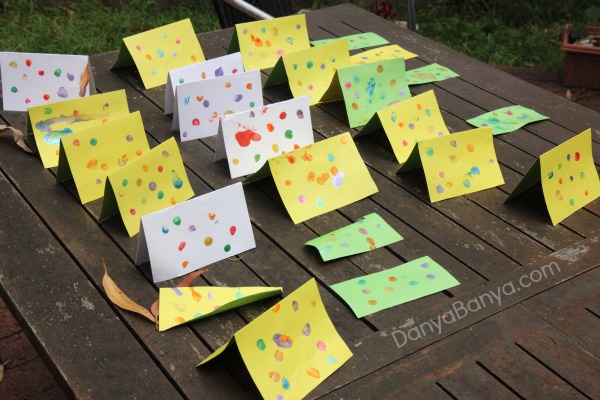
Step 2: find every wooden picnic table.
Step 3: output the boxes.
[1,4,599,399]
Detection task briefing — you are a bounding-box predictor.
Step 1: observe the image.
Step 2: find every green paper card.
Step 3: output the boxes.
[311,32,389,50]
[406,63,459,85]
[305,213,403,262]
[337,57,411,128]
[330,256,459,318]
[466,105,549,135]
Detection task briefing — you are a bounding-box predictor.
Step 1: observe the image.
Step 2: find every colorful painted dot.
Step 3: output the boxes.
[463,179,472,188]
[315,199,325,207]
[157,190,164,200]
[548,171,554,179]
[426,274,436,279]
[408,281,419,286]
[256,339,266,350]
[326,356,336,364]
[358,279,367,286]
[148,182,157,191]
[574,152,581,161]
[316,341,326,351]
[298,195,306,203]
[425,147,434,156]
[10,87,17,93]
[130,209,136,216]
[161,226,169,234]
[173,216,181,225]
[421,263,429,268]
[389,276,397,282]
[436,184,444,194]
[204,237,213,246]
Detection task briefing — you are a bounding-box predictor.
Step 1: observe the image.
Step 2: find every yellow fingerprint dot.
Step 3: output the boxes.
[368,299,378,305]
[204,236,213,246]
[232,158,240,165]
[467,144,475,152]
[390,79,396,87]
[285,179,292,186]
[446,181,453,188]
[272,143,279,152]
[352,103,358,110]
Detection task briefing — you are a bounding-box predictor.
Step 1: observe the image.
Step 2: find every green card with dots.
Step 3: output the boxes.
[330,256,459,318]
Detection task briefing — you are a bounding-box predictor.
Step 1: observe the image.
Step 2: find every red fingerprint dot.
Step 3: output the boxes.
[38,70,45,76]
[266,123,275,132]
[158,165,164,172]
[25,59,32,67]
[279,112,287,119]
[192,118,200,126]
[178,242,186,251]
[574,152,580,161]
[130,209,136,215]
[230,226,237,235]
[43,94,50,100]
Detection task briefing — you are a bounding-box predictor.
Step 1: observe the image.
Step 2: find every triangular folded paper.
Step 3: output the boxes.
[56,111,149,204]
[466,105,549,135]
[305,213,403,262]
[244,132,378,224]
[228,14,310,71]
[397,127,505,202]
[111,18,205,89]
[27,90,130,168]
[329,57,411,128]
[263,40,351,106]
[505,129,600,225]
[406,63,459,85]
[311,32,389,50]
[350,44,417,65]
[357,90,449,163]
[158,286,282,331]
[99,137,194,236]
[136,182,256,282]
[214,96,314,178]
[198,278,353,400]
[330,256,459,318]
[164,52,244,114]
[172,70,263,141]
[0,52,96,112]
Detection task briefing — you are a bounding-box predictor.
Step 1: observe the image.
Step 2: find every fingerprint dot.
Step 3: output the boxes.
[173,216,181,225]
[224,244,231,252]
[204,237,213,246]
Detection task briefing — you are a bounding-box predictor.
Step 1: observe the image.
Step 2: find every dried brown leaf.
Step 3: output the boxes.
[0,361,7,383]
[102,259,155,323]
[150,269,207,327]
[0,124,33,153]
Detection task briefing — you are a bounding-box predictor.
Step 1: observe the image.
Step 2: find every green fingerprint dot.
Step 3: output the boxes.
[54,68,62,77]
[254,154,261,162]
[157,190,164,200]
[122,179,128,187]
[285,129,293,139]
[90,138,98,146]
[173,216,181,226]
[10,87,17,93]
[224,244,231,252]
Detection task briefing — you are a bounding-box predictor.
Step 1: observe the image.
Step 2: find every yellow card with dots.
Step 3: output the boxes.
[198,278,353,400]
[540,129,600,225]
[379,90,450,163]
[57,112,150,204]
[112,19,205,89]
[99,137,194,237]
[28,90,130,169]
[350,44,417,65]
[230,14,310,71]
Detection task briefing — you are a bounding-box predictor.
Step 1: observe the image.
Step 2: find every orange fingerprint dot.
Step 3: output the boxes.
[190,287,201,301]
[311,300,317,308]
[368,299,378,305]
[266,123,274,132]
[293,144,300,150]
[201,72,207,79]
[467,144,474,152]
[388,276,397,282]
[297,80,303,86]
[142,164,149,172]
[191,55,197,61]
[330,166,339,176]
[225,82,232,88]
[136,149,142,156]
[100,163,108,171]
[384,286,394,292]
[73,109,80,116]
[307,368,321,379]
[376,64,384,73]
[170,197,176,205]
[366,237,376,250]
[417,104,423,110]
[101,118,108,123]
[585,190,589,196]
[55,149,60,156]
[246,83,253,90]
[285,179,292,186]
[254,37,263,47]
[340,136,348,144]
[286,155,296,164]
[446,181,453,188]
[302,149,313,162]
[145,54,152,60]
[352,103,359,110]
[265,40,272,47]
[390,79,397,87]
[182,260,189,268]
[272,303,281,312]
[175,316,186,324]
[398,122,404,128]
[86,159,98,169]
[307,171,315,182]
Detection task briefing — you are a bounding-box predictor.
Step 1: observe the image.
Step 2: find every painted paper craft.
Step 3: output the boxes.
[466,105,549,135]
[136,182,255,281]
[164,52,244,114]
[350,44,417,65]
[245,132,378,224]
[505,129,600,225]
[215,96,314,178]
[330,256,459,318]
[305,213,403,262]
[27,90,129,168]
[99,137,194,237]
[406,63,459,85]
[264,40,351,106]
[198,278,352,400]
[311,32,389,50]
[0,52,95,112]
[158,286,282,331]
[228,14,310,71]
[173,70,263,141]
[335,57,411,128]
[357,90,450,163]
[111,19,205,89]
[56,111,149,204]
[397,127,505,202]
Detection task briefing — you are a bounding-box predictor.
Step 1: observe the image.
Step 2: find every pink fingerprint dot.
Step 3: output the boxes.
[176,39,181,44]
[308,84,314,90]
[358,228,368,235]
[344,82,351,89]
[402,140,408,146]
[135,45,142,51]
[276,49,284,57]
[298,195,306,203]
[130,209,136,215]
[192,118,200,126]
[439,171,445,178]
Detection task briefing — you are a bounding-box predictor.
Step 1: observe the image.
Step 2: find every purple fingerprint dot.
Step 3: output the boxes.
[233,94,243,102]
[203,99,209,108]
[408,123,415,130]
[426,274,436,279]
[436,184,444,194]
[66,73,74,81]
[420,263,429,268]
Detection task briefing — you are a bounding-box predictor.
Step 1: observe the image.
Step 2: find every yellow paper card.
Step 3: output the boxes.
[398,127,505,202]
[112,19,205,89]
[379,90,450,163]
[158,286,283,331]
[351,44,417,65]
[57,111,150,204]
[540,129,600,225]
[199,279,353,400]
[269,132,378,223]
[230,14,310,71]
[271,40,351,105]
[99,138,194,236]
[28,90,129,168]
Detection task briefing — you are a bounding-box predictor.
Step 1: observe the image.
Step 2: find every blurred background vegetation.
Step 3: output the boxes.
[0,0,598,75]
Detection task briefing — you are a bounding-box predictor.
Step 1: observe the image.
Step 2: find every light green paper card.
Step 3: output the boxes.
[406,63,459,85]
[337,57,411,128]
[311,32,389,50]
[330,256,459,318]
[466,105,549,135]
[305,213,403,262]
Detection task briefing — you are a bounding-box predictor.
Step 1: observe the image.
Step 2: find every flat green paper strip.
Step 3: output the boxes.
[330,256,459,318]
[466,105,548,135]
[311,32,389,50]
[406,63,459,85]
[305,213,403,261]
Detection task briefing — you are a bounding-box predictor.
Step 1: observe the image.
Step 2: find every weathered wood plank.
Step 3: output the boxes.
[437,362,520,400]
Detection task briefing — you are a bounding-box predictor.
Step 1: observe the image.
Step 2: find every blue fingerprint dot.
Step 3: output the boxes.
[161,226,169,234]
[327,153,335,162]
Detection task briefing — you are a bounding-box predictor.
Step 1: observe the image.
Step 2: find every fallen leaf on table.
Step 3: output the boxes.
[150,268,207,327]
[102,259,155,323]
[0,124,33,153]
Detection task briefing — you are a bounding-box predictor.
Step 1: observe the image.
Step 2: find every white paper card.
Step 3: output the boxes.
[136,182,256,282]
[172,70,263,141]
[215,96,314,178]
[164,53,244,114]
[0,52,95,112]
